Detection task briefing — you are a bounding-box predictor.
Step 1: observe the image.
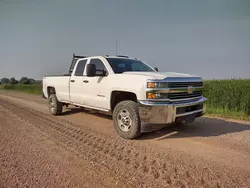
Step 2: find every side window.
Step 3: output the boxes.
[89,59,108,76]
[74,59,87,76]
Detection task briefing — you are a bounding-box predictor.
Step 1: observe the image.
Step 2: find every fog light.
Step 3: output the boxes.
[147,93,156,99]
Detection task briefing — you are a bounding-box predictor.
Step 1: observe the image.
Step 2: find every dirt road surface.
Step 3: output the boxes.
[0,91,250,188]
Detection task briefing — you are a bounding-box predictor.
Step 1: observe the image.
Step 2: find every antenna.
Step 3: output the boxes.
[115,40,118,55]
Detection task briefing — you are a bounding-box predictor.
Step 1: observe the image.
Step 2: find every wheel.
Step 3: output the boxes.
[113,100,141,139]
[48,94,63,115]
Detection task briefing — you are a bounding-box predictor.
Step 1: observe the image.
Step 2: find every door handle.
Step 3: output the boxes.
[70,80,75,82]
[83,80,89,83]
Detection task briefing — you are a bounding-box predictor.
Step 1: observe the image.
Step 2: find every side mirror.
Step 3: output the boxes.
[86,64,96,77]
[102,70,108,76]
[154,67,158,72]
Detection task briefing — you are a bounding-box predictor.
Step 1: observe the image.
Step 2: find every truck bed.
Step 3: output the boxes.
[42,76,71,102]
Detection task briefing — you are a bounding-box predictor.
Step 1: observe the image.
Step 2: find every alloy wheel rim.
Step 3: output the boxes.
[49,97,56,113]
[117,109,132,132]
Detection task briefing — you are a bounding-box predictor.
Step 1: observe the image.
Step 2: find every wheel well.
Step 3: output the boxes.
[110,91,137,112]
[47,87,56,97]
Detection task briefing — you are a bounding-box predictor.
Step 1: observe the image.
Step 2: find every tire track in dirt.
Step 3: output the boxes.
[0,105,128,188]
[1,97,249,188]
[0,99,201,187]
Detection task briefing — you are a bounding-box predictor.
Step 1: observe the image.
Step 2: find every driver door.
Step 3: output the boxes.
[81,58,110,110]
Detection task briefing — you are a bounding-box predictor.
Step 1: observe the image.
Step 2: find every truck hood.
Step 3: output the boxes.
[122,71,199,80]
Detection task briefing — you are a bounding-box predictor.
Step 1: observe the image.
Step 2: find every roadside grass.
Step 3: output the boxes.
[1,84,42,95]
[1,79,250,121]
[205,106,250,121]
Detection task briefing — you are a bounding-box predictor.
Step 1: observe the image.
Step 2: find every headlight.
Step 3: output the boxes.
[147,82,168,88]
[147,82,156,88]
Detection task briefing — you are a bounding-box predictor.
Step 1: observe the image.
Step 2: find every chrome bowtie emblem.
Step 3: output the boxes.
[188,86,193,94]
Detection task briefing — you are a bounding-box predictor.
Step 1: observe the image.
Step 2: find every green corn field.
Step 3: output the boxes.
[203,79,250,119]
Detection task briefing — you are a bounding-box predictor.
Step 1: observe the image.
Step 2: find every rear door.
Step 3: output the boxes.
[69,59,88,104]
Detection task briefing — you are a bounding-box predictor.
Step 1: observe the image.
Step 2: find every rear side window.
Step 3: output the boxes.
[74,59,87,76]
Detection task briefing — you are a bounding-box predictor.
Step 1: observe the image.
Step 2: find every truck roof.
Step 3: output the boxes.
[73,54,132,59]
[68,54,135,74]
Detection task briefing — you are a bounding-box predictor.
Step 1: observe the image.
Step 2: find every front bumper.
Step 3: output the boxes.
[138,97,207,124]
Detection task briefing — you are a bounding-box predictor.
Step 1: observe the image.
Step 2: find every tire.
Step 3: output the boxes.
[113,100,141,139]
[48,94,63,115]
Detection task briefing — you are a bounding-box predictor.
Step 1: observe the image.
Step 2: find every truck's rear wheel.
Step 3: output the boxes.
[113,100,141,139]
[49,94,63,115]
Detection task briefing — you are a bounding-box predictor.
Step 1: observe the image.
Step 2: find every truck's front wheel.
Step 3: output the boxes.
[48,94,63,115]
[113,100,141,139]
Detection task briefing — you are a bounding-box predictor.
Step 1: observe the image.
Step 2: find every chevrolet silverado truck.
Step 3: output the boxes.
[42,54,207,139]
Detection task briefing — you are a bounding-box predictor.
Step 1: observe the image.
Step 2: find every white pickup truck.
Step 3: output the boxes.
[42,54,207,139]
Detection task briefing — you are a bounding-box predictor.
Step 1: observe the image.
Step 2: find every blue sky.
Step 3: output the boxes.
[0,0,249,80]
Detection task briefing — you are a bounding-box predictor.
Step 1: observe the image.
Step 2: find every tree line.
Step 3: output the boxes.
[0,77,36,85]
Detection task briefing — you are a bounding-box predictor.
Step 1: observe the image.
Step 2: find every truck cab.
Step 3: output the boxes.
[42,54,207,139]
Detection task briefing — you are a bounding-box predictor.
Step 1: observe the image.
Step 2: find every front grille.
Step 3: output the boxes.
[169,82,203,88]
[146,80,203,101]
[168,91,202,100]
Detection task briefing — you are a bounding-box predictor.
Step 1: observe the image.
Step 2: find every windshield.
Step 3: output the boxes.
[106,58,155,73]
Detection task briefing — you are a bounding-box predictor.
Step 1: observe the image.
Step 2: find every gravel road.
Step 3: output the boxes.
[0,91,250,188]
